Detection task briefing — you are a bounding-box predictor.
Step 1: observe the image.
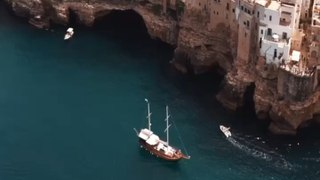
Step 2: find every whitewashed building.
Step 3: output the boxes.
[309,0,320,66]
[300,0,312,20]
[257,0,302,66]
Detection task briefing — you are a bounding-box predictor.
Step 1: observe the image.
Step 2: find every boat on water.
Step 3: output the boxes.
[220,125,231,138]
[135,99,190,161]
[64,27,74,40]
[28,15,49,29]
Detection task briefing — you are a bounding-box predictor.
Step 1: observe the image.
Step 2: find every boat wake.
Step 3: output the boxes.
[302,157,320,163]
[225,135,294,170]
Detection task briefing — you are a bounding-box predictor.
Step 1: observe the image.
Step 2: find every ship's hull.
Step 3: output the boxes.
[139,139,188,161]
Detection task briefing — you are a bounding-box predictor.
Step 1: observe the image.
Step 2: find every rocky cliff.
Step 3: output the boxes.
[4,0,320,135]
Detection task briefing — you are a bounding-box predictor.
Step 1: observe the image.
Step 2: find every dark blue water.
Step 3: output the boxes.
[0,5,319,180]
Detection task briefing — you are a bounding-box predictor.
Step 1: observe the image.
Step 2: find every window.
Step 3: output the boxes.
[241,6,243,10]
[226,3,229,10]
[257,11,260,18]
[247,20,250,27]
[259,38,262,48]
[282,32,287,39]
[261,30,263,35]
[267,28,272,35]
[269,15,272,21]
[232,9,235,13]
[311,51,317,58]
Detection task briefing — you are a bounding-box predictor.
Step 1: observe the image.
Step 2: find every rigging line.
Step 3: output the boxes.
[172,120,190,157]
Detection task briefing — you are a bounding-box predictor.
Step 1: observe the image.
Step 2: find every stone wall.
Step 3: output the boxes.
[277,68,317,102]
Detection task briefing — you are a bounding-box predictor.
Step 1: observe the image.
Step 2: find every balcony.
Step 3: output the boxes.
[264,33,290,44]
[279,19,291,26]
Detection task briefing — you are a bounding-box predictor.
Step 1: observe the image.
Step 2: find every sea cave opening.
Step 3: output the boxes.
[297,117,320,138]
[239,83,257,119]
[91,10,174,65]
[90,9,226,97]
[69,8,228,119]
[234,83,269,134]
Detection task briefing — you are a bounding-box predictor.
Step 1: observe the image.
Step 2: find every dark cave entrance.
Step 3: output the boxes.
[234,83,269,134]
[91,10,174,64]
[239,83,257,119]
[91,9,226,85]
[91,9,226,108]
[68,8,229,123]
[297,117,320,138]
[67,9,79,27]
[93,10,150,41]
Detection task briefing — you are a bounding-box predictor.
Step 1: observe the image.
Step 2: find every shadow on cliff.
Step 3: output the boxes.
[89,9,229,111]
[297,117,320,138]
[0,1,29,23]
[91,10,174,60]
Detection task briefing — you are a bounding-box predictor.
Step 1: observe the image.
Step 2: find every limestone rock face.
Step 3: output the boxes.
[5,0,177,45]
[5,0,320,135]
[216,72,252,111]
[134,6,178,45]
[5,0,45,18]
[173,9,233,74]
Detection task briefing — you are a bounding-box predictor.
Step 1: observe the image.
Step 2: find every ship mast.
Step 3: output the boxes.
[164,106,171,145]
[145,99,151,130]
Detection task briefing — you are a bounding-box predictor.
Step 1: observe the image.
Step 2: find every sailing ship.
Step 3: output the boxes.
[135,99,190,161]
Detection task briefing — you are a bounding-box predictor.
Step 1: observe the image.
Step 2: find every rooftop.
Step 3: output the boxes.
[255,0,269,6]
[256,0,295,10]
[267,1,281,11]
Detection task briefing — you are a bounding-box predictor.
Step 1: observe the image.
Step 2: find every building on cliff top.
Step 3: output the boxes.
[309,0,320,68]
[182,0,318,76]
[301,0,312,20]
[257,0,303,67]
[276,0,320,102]
[235,0,258,65]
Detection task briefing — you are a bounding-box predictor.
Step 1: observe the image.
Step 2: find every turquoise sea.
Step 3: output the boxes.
[0,4,319,180]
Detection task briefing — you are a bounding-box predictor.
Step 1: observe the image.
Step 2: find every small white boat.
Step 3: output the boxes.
[64,27,74,40]
[220,125,231,138]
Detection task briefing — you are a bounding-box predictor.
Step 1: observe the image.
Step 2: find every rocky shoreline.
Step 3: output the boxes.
[4,0,320,135]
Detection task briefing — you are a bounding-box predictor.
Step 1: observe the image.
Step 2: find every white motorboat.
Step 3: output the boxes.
[64,27,74,40]
[220,125,231,138]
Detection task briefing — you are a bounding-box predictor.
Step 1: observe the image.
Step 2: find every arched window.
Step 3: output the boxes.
[311,51,317,58]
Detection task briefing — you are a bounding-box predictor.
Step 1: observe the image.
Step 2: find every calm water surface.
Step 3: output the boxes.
[0,5,319,180]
